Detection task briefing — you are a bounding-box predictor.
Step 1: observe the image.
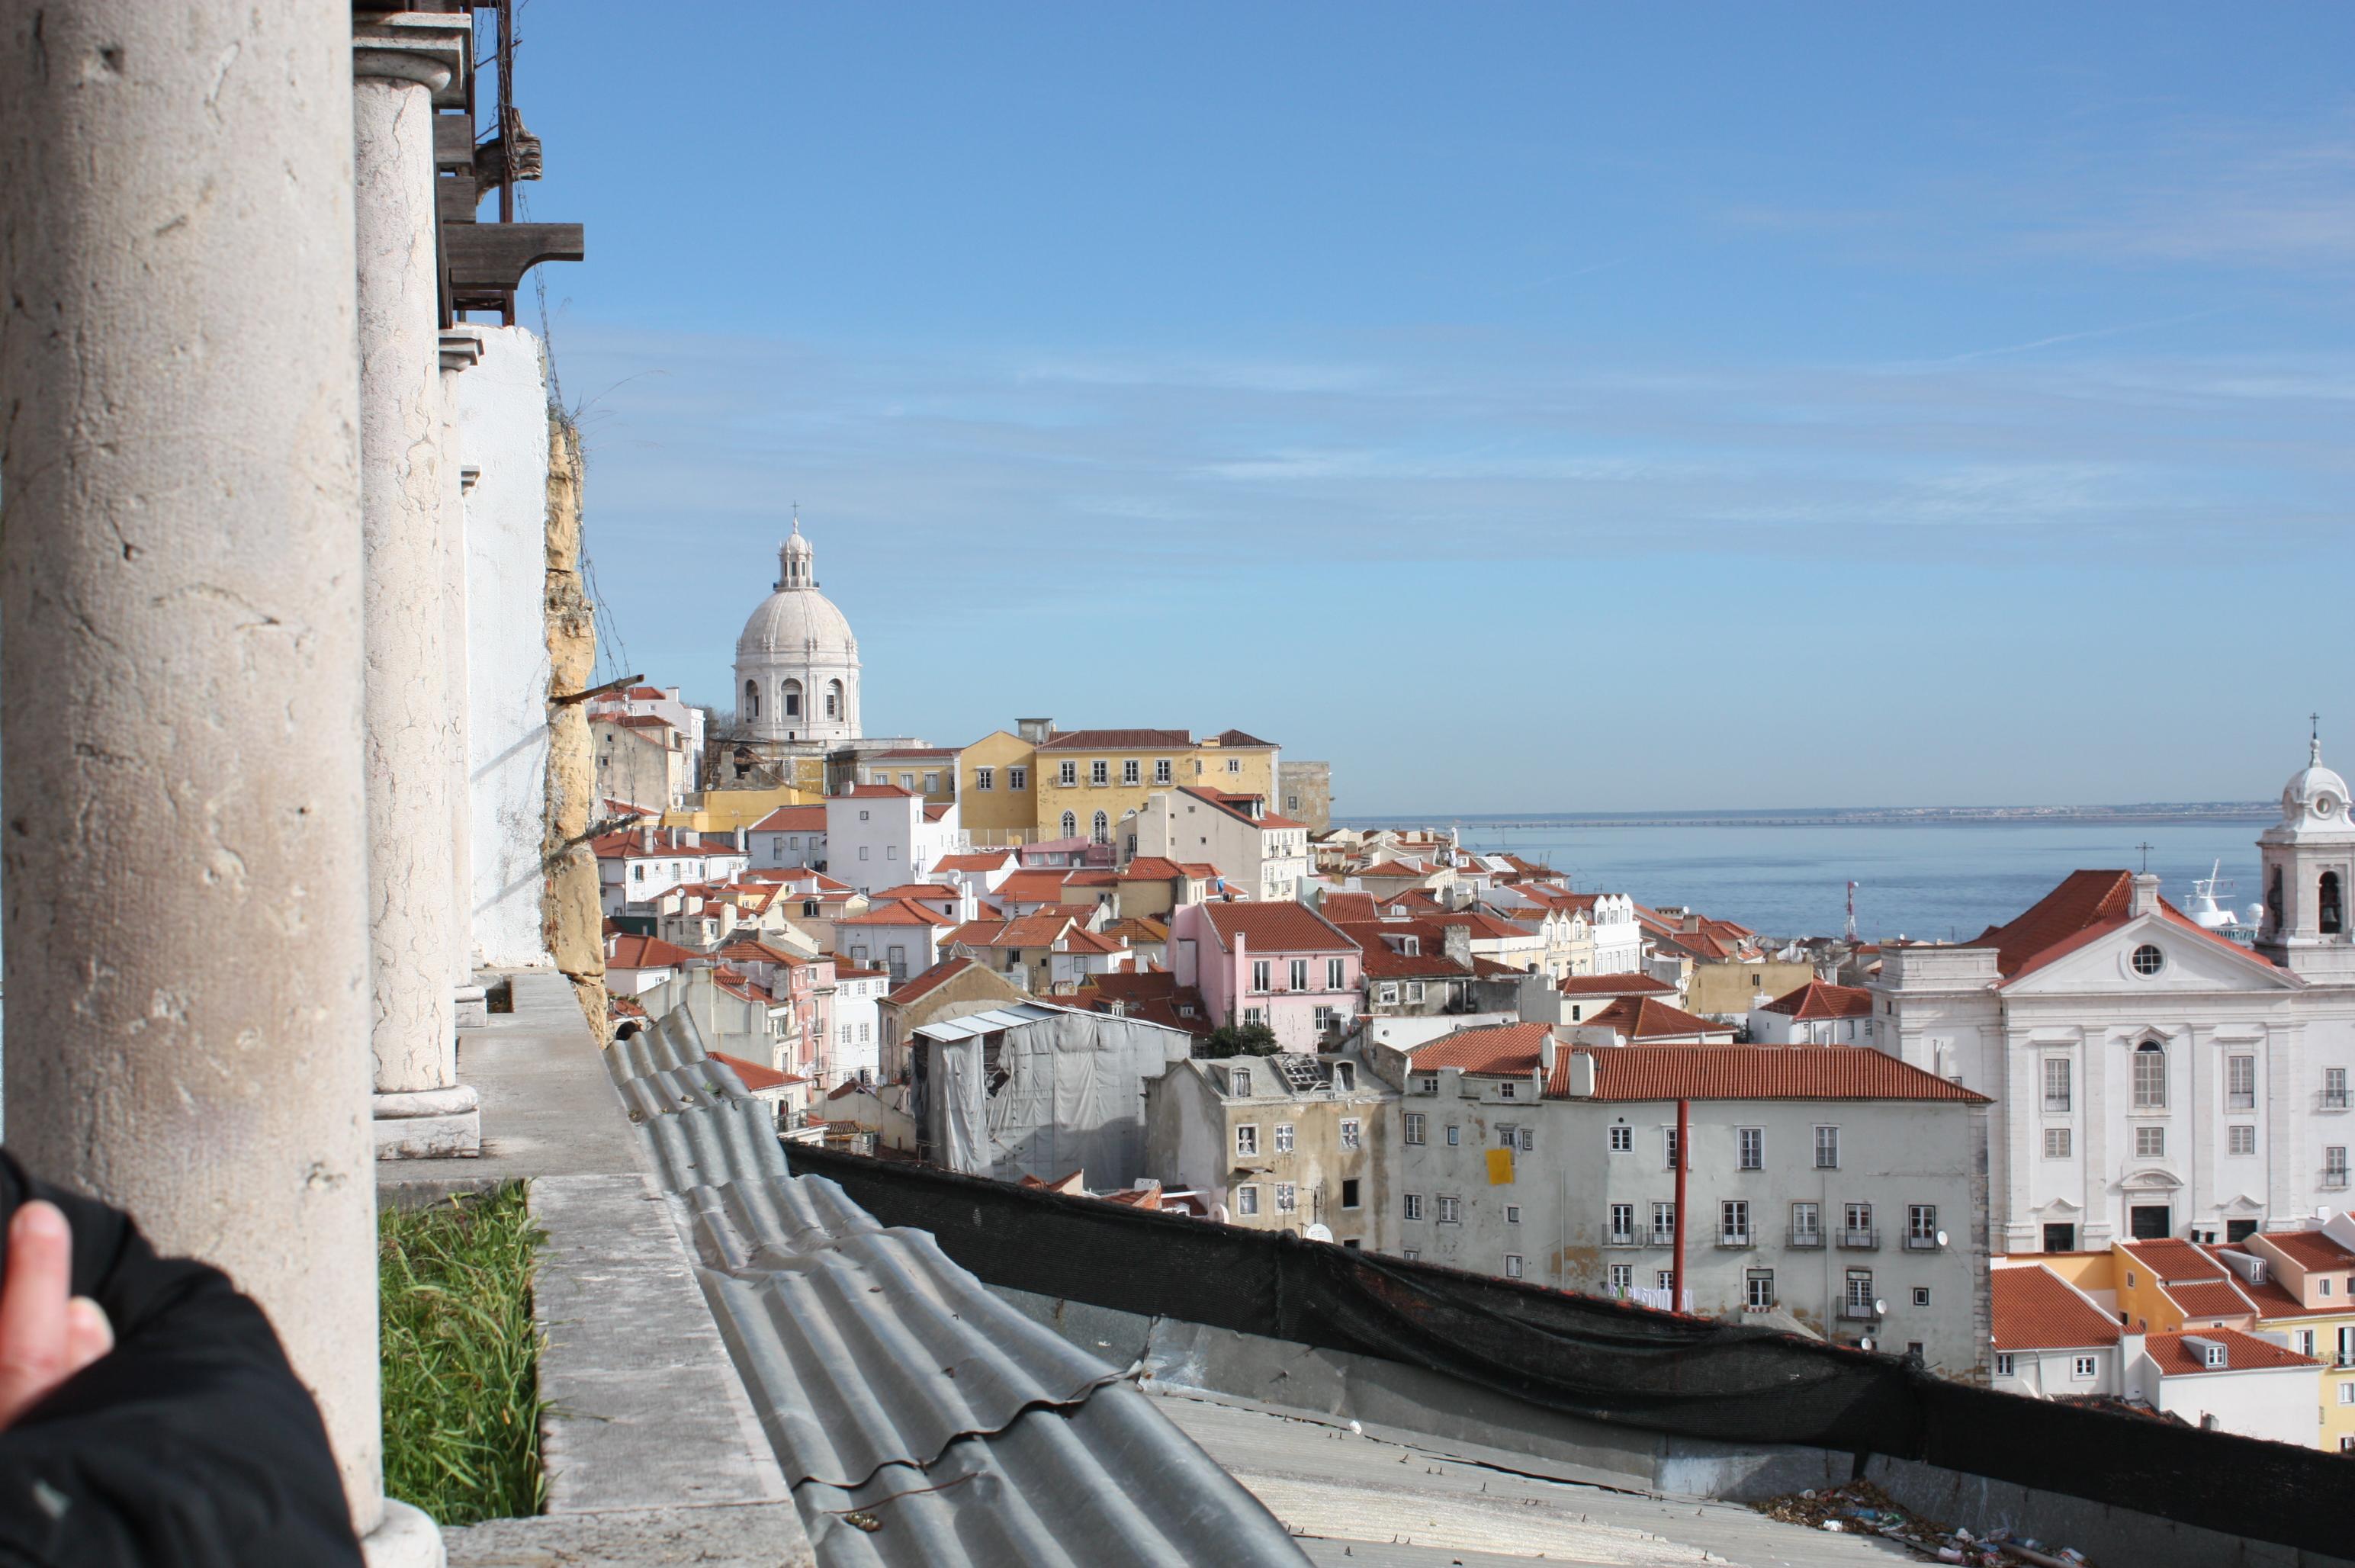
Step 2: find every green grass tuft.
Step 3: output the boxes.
[379,1183,548,1526]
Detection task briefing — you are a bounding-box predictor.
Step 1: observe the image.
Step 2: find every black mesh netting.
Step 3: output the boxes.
[785,1145,2346,1555]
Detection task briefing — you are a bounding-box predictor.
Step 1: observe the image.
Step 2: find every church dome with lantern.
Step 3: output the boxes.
[733,517,860,744]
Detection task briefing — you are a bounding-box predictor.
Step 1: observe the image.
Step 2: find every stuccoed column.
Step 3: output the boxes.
[440,327,489,1027]
[355,12,479,1159]
[0,0,429,1554]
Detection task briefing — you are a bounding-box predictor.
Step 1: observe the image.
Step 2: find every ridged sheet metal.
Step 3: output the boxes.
[609,1008,1308,1568]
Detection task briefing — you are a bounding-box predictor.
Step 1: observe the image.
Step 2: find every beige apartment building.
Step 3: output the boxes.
[951,719,1280,847]
[1147,1049,1398,1251]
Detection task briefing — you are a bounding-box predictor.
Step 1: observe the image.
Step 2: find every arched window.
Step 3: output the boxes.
[782,679,802,718]
[2268,866,2285,930]
[2323,870,2346,936]
[1091,810,1110,845]
[1059,811,1078,840]
[2132,1039,2167,1110]
[825,679,843,719]
[744,679,760,720]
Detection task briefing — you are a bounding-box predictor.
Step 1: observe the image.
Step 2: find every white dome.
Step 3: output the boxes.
[736,584,857,660]
[2266,734,2352,841]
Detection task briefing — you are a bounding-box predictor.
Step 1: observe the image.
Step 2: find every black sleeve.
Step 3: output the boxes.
[0,1149,364,1567]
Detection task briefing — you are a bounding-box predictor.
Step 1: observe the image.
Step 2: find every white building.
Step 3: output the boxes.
[593,825,750,917]
[1374,1023,1993,1372]
[1874,743,2355,1255]
[1990,1260,2125,1399]
[825,782,965,896]
[1131,786,1311,904]
[1749,980,1879,1046]
[827,962,888,1085]
[2121,1329,2320,1445]
[734,518,859,745]
[748,804,828,872]
[1569,892,1644,974]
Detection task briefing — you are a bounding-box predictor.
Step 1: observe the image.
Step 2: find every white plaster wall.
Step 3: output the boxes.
[2141,1359,2319,1445]
[462,326,554,968]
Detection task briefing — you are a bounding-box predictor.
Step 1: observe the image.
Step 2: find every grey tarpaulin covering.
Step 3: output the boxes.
[612,1006,1306,1568]
[917,1002,1189,1187]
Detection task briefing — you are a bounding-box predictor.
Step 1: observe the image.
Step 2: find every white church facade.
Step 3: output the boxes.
[1873,740,2355,1255]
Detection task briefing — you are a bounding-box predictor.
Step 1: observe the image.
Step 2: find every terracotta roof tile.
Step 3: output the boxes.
[1406,1021,1554,1078]
[2142,1328,2316,1376]
[1551,1045,1992,1104]
[1992,1265,2122,1351]
[709,1051,789,1091]
[2163,1280,2259,1320]
[1336,920,1473,979]
[2254,1229,2355,1271]
[837,898,956,927]
[1199,901,1356,954]
[1585,996,1729,1040]
[607,933,697,969]
[1319,892,1383,924]
[1036,728,1193,750]
[1761,980,1875,1020]
[1210,728,1277,747]
[886,955,985,1006]
[1558,973,1675,997]
[931,851,1017,872]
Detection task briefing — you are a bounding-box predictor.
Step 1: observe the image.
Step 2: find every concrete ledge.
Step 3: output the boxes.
[376,1109,483,1160]
[444,1502,810,1567]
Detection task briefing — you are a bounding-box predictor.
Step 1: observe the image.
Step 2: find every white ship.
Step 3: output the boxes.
[2182,860,2263,941]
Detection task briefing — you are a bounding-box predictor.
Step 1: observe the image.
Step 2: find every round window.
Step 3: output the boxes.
[2318,795,2339,818]
[2131,943,2165,977]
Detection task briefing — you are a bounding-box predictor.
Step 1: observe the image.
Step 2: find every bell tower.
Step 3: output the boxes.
[2255,719,2355,982]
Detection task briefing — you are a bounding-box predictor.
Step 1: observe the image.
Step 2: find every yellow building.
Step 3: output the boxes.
[956,730,1039,844]
[1031,725,1280,848]
[856,744,962,810]
[2241,1226,2355,1454]
[663,781,822,833]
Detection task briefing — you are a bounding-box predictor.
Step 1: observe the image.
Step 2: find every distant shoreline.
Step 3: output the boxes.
[1339,803,2273,831]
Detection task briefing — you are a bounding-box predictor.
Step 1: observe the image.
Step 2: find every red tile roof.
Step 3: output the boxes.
[709,1051,789,1091]
[2254,1229,2355,1271]
[1558,973,1675,997]
[2122,1237,2232,1282]
[870,884,962,903]
[1356,860,1435,880]
[2141,1328,2316,1377]
[1586,996,1730,1040]
[1198,901,1357,954]
[841,782,916,798]
[837,898,955,927]
[608,933,697,969]
[750,804,828,832]
[1210,728,1277,747]
[1319,892,1383,924]
[1057,925,1127,956]
[1336,920,1471,979]
[1177,787,1306,831]
[866,746,959,760]
[1992,1266,2122,1351]
[886,956,987,1007]
[1036,728,1192,750]
[1761,980,1874,1020]
[2164,1280,2258,1321]
[997,869,1081,903]
[1406,1021,1554,1078]
[1973,869,2276,982]
[1552,1045,1991,1104]
[932,851,1016,872]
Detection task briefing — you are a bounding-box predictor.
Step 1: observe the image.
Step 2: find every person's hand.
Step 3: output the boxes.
[0,1200,115,1427]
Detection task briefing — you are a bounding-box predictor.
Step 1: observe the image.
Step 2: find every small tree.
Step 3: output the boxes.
[1200,1020,1282,1058]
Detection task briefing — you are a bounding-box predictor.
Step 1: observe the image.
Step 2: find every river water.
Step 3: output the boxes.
[1348,815,2272,943]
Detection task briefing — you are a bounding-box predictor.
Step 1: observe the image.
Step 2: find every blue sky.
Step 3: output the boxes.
[516,3,2355,815]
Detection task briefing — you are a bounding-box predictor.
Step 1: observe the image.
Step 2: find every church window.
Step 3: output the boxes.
[744,680,760,719]
[1060,811,1078,840]
[2228,1055,2255,1110]
[2269,866,2285,930]
[1091,810,1110,845]
[2042,1127,2071,1158]
[2132,1040,2167,1109]
[782,680,802,718]
[2228,1125,2256,1156]
[2130,943,2164,977]
[2134,1126,2165,1159]
[2328,1068,2350,1110]
[2324,871,2345,935]
[825,680,843,719]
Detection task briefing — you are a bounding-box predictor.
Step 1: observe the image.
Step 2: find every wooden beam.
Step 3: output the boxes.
[443,222,584,292]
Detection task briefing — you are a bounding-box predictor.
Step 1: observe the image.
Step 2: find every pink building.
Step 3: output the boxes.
[1171,901,1361,1052]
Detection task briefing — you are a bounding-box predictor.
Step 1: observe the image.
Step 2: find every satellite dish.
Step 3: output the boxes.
[1874,1298,1888,1316]
[1303,1223,1334,1242]
[1859,1336,1875,1351]
[1936,1230,1949,1248]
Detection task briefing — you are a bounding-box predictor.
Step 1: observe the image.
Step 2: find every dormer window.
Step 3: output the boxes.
[1401,936,1420,957]
[1231,1067,1251,1097]
[2203,1341,2227,1369]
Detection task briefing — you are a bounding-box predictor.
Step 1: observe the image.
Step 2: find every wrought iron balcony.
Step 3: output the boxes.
[1837,1299,1882,1321]
[1839,1227,1880,1250]
[1715,1231,1755,1250]
[1787,1227,1825,1249]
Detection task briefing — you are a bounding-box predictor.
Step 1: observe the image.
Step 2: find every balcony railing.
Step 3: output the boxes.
[2323,1090,2350,1110]
[1787,1227,1825,1249]
[1649,1227,1677,1248]
[1904,1232,1944,1252]
[1837,1300,1882,1322]
[1716,1231,1754,1250]
[1839,1227,1880,1250]
[1604,1230,1642,1248]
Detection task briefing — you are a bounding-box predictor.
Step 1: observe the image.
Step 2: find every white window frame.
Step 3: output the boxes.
[1737,1126,1762,1171]
[2072,1355,2097,1380]
[1403,1113,1425,1145]
[1235,1124,1260,1158]
[1402,1193,1424,1221]
[1814,1124,1839,1169]
[1339,1118,1362,1150]
[1504,1254,1524,1279]
[1235,1184,1260,1217]
[2044,1126,2073,1159]
[1275,1181,1296,1213]
[1274,1123,1294,1155]
[1436,1195,1460,1224]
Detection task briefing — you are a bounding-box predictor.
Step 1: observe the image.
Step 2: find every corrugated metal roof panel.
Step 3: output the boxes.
[612,1005,1306,1567]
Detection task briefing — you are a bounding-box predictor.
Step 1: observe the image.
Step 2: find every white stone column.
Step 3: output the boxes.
[0,1,430,1555]
[355,14,478,1159]
[440,328,489,1027]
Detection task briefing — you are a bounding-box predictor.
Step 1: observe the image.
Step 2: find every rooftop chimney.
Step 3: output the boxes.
[640,825,654,853]
[2130,871,2161,918]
